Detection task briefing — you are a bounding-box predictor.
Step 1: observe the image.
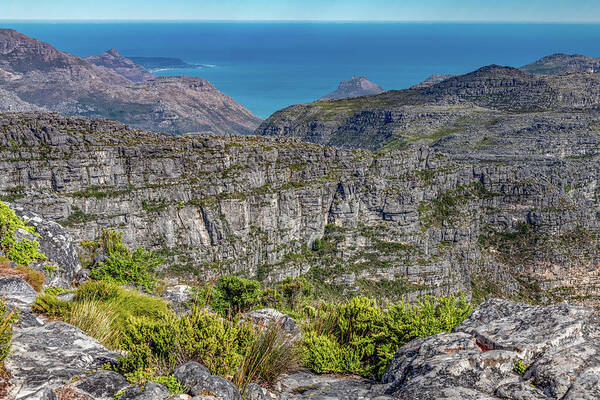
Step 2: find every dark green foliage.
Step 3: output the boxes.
[84,229,163,293]
[301,295,472,379]
[312,238,323,251]
[202,275,262,317]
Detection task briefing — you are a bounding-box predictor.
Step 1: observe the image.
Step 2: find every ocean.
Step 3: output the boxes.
[3,22,600,118]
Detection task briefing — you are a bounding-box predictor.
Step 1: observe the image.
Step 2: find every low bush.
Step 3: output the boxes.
[83,229,163,293]
[301,295,472,379]
[0,202,46,266]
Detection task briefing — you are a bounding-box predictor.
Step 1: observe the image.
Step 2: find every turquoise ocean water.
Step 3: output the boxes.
[2,22,600,118]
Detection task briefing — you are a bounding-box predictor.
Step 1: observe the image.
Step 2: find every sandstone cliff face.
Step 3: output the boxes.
[2,112,600,306]
[0,29,261,135]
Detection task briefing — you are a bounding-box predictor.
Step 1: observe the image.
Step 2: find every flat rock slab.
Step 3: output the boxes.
[6,321,121,398]
[273,371,393,400]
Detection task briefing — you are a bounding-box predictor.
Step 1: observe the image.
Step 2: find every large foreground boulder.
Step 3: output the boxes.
[173,361,242,400]
[6,321,121,398]
[383,298,600,399]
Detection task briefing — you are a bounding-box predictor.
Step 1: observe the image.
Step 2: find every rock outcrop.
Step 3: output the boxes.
[410,74,456,89]
[382,298,600,399]
[0,29,261,135]
[319,76,384,100]
[85,48,155,82]
[2,111,600,306]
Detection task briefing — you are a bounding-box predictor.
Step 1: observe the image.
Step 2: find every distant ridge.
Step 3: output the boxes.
[0,29,261,135]
[520,53,600,75]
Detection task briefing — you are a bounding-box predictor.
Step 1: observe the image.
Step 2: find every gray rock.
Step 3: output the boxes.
[120,382,171,400]
[56,292,76,302]
[0,277,37,306]
[382,299,600,400]
[6,321,121,397]
[162,285,192,314]
[72,370,130,400]
[13,308,43,328]
[243,308,301,341]
[17,386,57,400]
[173,362,241,400]
[274,371,392,400]
[11,205,82,289]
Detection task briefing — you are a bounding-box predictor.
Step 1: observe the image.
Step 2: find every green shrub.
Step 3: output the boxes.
[31,292,72,319]
[0,298,18,364]
[84,229,163,293]
[206,275,262,317]
[514,359,529,375]
[302,295,472,379]
[0,201,46,265]
[124,369,185,394]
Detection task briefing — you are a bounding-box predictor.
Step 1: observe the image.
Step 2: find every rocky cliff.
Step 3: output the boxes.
[0,29,261,135]
[320,76,384,100]
[2,111,600,306]
[256,64,600,151]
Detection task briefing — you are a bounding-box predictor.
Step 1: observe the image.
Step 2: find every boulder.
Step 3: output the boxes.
[119,382,171,400]
[10,204,82,288]
[173,362,242,400]
[162,285,193,314]
[71,371,130,400]
[242,308,301,341]
[0,277,37,306]
[6,321,121,398]
[383,298,600,399]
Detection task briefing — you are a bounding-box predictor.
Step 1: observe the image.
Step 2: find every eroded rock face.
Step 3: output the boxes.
[3,113,600,306]
[0,277,37,306]
[382,299,600,399]
[243,308,301,341]
[6,321,121,398]
[10,204,82,288]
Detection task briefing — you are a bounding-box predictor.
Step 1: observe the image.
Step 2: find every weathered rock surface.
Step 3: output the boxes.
[70,371,130,400]
[382,299,600,399]
[0,29,261,135]
[320,77,384,101]
[9,204,82,288]
[173,362,242,400]
[2,111,600,306]
[85,48,155,82]
[162,284,193,314]
[0,277,37,306]
[6,321,121,398]
[243,308,301,340]
[410,74,456,89]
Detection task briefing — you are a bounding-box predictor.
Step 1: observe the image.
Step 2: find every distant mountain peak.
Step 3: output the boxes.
[320,76,384,100]
[85,48,155,82]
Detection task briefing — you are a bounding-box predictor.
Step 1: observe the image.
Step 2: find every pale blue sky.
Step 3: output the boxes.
[2,0,600,22]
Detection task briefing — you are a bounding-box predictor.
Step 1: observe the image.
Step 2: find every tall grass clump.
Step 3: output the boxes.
[301,295,472,379]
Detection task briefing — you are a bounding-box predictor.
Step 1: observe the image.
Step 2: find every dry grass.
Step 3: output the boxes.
[0,256,45,292]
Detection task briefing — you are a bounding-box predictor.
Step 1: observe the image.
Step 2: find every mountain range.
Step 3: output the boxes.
[0,29,261,135]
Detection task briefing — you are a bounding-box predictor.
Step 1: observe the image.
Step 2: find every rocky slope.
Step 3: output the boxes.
[320,76,384,100]
[2,111,600,306]
[256,64,600,151]
[85,48,155,82]
[521,53,600,75]
[0,29,261,135]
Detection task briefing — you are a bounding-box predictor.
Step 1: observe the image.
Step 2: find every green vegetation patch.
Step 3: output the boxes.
[0,201,46,265]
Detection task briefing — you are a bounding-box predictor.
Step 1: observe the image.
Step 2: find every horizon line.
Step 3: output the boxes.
[2,19,600,24]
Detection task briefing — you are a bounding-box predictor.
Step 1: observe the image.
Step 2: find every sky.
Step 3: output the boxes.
[2,0,600,22]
